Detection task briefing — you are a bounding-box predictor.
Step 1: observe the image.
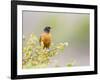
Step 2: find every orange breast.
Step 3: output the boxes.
[40,32,52,48]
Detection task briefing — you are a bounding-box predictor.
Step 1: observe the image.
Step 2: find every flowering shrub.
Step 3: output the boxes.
[22,33,68,68]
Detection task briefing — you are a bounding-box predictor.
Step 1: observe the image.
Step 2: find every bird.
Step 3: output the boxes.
[39,26,52,49]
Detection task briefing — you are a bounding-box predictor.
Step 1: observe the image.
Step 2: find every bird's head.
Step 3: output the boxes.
[44,26,51,33]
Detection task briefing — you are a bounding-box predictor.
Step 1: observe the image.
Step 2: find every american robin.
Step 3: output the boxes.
[39,26,52,49]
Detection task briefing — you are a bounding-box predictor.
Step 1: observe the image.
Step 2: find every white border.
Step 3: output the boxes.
[17,5,94,75]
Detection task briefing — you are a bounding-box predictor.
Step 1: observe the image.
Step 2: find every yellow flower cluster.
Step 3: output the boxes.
[22,33,68,68]
[22,33,38,65]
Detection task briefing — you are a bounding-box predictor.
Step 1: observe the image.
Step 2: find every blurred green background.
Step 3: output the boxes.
[23,11,90,67]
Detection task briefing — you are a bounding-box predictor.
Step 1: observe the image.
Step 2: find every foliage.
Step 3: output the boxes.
[22,33,68,68]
